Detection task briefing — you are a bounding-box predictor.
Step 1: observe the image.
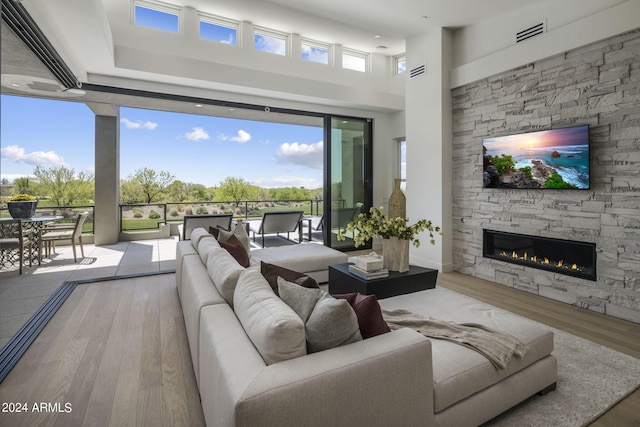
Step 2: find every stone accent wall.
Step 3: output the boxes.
[451,29,640,323]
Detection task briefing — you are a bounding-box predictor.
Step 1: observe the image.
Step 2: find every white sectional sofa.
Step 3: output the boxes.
[176,227,557,427]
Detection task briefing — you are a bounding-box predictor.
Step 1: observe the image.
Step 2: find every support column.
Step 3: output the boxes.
[92,104,120,245]
[405,28,453,272]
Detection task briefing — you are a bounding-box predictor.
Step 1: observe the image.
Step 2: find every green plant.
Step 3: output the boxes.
[486,154,515,175]
[544,172,576,189]
[337,207,442,248]
[149,210,161,219]
[519,166,533,179]
[9,194,36,201]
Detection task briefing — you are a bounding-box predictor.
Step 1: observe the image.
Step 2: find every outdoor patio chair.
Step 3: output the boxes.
[248,210,304,247]
[180,214,234,240]
[39,211,89,263]
[0,219,27,274]
[332,207,361,233]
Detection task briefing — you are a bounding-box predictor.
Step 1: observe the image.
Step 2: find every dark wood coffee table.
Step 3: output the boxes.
[328,263,437,299]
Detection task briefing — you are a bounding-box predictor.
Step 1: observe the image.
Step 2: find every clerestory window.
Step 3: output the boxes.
[199,14,238,45]
[395,54,407,75]
[133,0,180,33]
[254,26,288,56]
[342,48,368,72]
[301,38,331,65]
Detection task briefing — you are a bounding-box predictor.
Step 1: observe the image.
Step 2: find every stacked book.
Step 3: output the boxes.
[348,264,389,280]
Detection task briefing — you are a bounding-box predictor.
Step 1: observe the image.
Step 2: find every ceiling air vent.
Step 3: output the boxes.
[516,21,546,43]
[409,64,426,79]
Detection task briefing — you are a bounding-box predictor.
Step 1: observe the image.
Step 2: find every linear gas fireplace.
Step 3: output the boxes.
[483,229,597,281]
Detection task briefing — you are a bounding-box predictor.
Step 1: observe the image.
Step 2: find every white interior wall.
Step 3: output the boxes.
[405,28,453,272]
[451,0,640,88]
[452,0,628,67]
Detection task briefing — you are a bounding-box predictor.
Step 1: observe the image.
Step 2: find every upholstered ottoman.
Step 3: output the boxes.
[249,243,348,283]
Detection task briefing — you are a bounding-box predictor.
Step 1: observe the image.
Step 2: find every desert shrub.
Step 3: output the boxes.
[196,206,208,215]
[134,212,143,218]
[149,210,161,219]
[169,209,179,217]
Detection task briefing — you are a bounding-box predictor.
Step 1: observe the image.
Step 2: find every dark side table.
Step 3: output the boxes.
[328,263,438,299]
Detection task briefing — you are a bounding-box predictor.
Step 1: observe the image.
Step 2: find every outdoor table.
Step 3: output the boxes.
[0,216,63,266]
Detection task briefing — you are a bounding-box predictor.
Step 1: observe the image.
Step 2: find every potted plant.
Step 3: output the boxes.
[7,194,38,219]
[337,207,442,272]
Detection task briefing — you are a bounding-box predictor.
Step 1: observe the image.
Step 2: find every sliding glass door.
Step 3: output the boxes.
[324,116,372,250]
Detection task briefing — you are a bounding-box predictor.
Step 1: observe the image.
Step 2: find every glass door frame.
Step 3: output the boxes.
[323,115,373,251]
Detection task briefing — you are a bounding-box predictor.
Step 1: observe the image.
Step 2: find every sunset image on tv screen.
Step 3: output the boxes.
[483,125,590,189]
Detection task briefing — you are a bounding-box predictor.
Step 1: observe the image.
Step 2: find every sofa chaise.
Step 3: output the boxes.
[176,227,557,427]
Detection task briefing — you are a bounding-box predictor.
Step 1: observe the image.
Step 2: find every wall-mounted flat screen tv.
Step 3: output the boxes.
[483,125,590,189]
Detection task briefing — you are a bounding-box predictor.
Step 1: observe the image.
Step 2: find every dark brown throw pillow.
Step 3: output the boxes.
[208,226,222,238]
[260,261,320,296]
[219,234,250,267]
[333,293,390,339]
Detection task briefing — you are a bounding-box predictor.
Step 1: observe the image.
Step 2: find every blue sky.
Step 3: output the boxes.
[1,95,324,189]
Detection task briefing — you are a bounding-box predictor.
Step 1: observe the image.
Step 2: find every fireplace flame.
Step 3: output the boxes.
[488,232,592,278]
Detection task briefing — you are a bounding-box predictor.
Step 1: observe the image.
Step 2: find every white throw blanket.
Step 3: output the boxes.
[383,309,528,370]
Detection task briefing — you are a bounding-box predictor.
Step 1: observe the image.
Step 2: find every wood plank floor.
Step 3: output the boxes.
[0,274,205,427]
[1,270,639,426]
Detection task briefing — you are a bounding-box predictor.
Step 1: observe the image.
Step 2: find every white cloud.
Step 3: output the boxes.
[121,118,158,130]
[255,35,286,55]
[184,127,210,141]
[252,175,322,189]
[0,173,34,183]
[302,45,329,64]
[219,129,251,144]
[276,141,323,169]
[220,34,236,45]
[1,145,67,167]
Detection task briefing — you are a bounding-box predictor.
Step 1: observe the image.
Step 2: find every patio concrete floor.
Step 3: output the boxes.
[0,237,179,348]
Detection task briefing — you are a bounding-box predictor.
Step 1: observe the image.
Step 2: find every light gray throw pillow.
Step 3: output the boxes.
[277,277,323,322]
[217,223,251,254]
[278,277,362,353]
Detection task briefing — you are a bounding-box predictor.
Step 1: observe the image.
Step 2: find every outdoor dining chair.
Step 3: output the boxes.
[39,211,89,263]
[0,219,26,274]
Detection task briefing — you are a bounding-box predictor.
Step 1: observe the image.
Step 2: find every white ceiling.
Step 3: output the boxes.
[126,0,553,55]
[0,0,611,119]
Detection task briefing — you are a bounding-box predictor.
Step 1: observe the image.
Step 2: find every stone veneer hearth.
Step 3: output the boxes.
[451,29,640,323]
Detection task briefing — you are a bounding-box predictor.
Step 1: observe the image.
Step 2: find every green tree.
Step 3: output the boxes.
[166,180,189,202]
[214,177,254,206]
[188,183,209,201]
[33,166,94,206]
[129,167,175,203]
[120,179,144,204]
[13,177,33,195]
